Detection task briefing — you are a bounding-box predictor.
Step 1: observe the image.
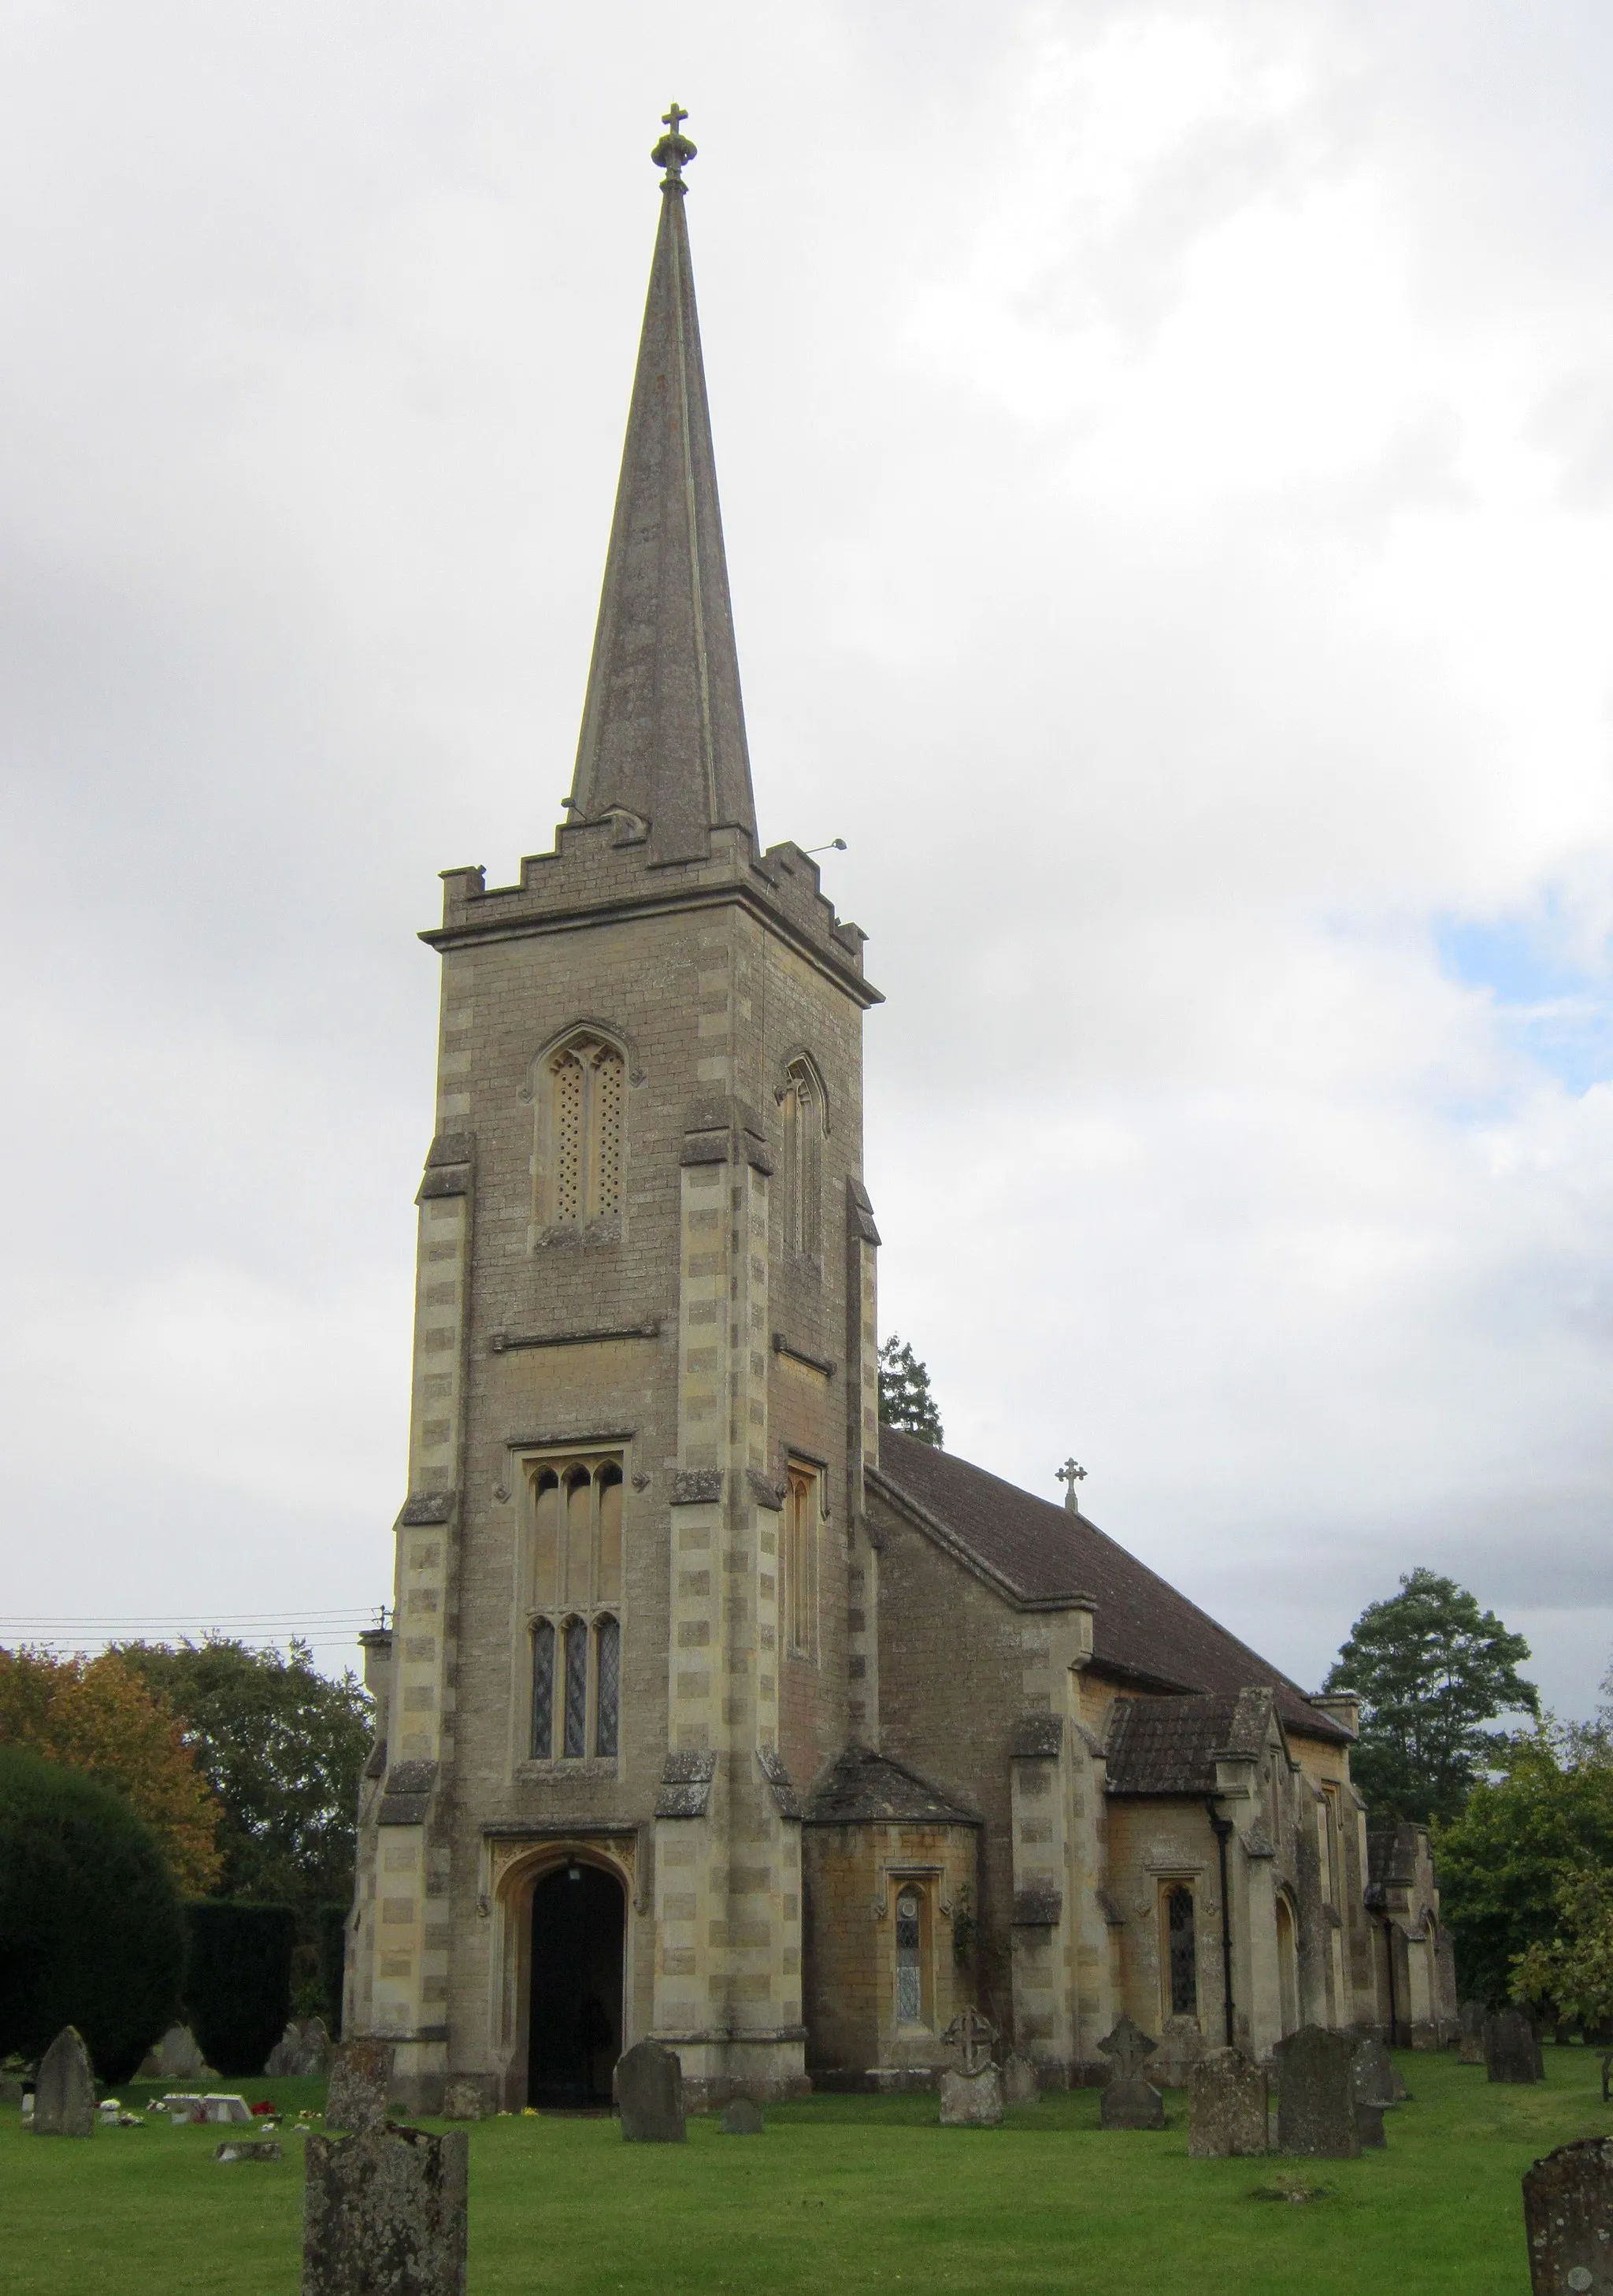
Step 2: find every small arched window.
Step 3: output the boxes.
[1165,1885,1197,2016]
[536,1032,625,1232]
[780,1059,823,1259]
[595,1616,620,1757]
[784,1463,820,1663]
[895,1887,922,2024]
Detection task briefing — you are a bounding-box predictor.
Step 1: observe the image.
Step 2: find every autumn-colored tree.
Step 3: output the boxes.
[0,1648,222,1895]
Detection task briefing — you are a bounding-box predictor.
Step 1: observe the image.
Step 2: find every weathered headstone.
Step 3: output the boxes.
[614,2040,685,2142]
[1487,2007,1544,2086]
[204,2094,253,2124]
[267,2018,334,2078]
[1355,2101,1389,2148]
[302,2124,468,2296]
[324,2040,395,2134]
[439,2078,486,2123]
[1002,2053,1040,2106]
[1459,2001,1487,2065]
[1352,2035,1407,2105]
[217,2138,284,2162]
[1155,2016,1205,2089]
[1522,2135,1613,2295]
[1274,2024,1359,2159]
[721,2098,764,2135]
[139,2023,208,2082]
[0,2056,28,2108]
[32,2027,95,2138]
[1188,2047,1268,2158]
[1098,2016,1165,2130]
[939,2065,1004,2125]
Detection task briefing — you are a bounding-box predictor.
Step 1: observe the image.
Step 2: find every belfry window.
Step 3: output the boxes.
[779,1059,823,1259]
[536,1032,625,1231]
[783,1462,820,1663]
[895,1886,923,2025]
[1166,1885,1197,2017]
[526,1454,625,1760]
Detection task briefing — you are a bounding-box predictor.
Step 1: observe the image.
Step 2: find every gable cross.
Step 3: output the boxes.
[651,100,698,187]
[1056,1457,1086,1514]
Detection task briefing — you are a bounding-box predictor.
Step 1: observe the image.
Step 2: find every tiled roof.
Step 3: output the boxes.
[804,1744,981,1826]
[869,1430,1345,1745]
[1103,1687,1274,1795]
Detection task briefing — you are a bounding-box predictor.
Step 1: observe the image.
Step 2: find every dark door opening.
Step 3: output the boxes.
[528,1861,625,2108]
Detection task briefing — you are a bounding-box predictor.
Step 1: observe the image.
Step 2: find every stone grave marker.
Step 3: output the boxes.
[721,2098,764,2135]
[1274,2024,1359,2158]
[1002,2053,1040,2106]
[32,2027,95,2138]
[303,2123,468,2296]
[1155,2016,1205,2090]
[325,2039,395,2133]
[1488,2008,1544,2085]
[439,2079,486,2123]
[615,2039,685,2142]
[1188,2047,1267,2157]
[1355,2101,1389,2148]
[1352,2035,1407,2105]
[1459,2001,1487,2065]
[1522,2135,1613,2295]
[139,2023,209,2082]
[1097,2015,1165,2131]
[267,2018,334,2077]
[204,2094,253,2124]
[217,2138,284,2163]
[940,2008,1004,2127]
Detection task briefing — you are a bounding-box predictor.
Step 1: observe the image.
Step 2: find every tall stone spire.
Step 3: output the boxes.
[568,106,758,866]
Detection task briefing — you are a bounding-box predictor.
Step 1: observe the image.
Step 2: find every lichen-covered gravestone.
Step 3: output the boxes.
[1274,2024,1359,2159]
[267,2019,333,2078]
[1155,2016,1205,2090]
[32,2027,95,2137]
[139,2023,208,2082]
[302,2124,468,2296]
[940,2008,1004,2127]
[721,2098,763,2135]
[1459,2001,1487,2066]
[1188,2048,1267,2157]
[1522,2136,1613,2294]
[324,2040,395,2133]
[1352,2036,1407,2105]
[615,2040,685,2142]
[1487,2008,1544,2086]
[439,2079,486,2123]
[1098,2016,1165,2131]
[1002,2053,1039,2106]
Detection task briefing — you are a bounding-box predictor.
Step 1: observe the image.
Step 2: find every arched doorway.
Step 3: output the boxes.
[528,1860,625,2107]
[1274,1895,1300,2037]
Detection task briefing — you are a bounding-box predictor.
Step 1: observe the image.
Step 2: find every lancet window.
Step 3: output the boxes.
[526,1454,624,1760]
[534,1031,625,1233]
[779,1058,823,1259]
[1164,1884,1197,2017]
[895,1886,923,2026]
[783,1461,820,1663]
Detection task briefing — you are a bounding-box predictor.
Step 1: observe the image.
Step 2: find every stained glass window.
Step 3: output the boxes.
[595,1616,620,1757]
[530,1619,554,1760]
[895,1887,921,2024]
[563,1619,588,1758]
[1166,1885,1197,2016]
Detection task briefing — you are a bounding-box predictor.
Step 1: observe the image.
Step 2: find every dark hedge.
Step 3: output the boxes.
[0,1746,185,2084]
[184,1899,297,2075]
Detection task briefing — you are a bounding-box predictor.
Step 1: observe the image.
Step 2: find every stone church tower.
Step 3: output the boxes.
[347,113,884,2112]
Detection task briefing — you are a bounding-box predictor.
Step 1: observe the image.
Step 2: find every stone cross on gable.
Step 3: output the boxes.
[651,100,698,186]
[1056,1457,1086,1514]
[942,2006,997,2077]
[1098,2014,1159,2082]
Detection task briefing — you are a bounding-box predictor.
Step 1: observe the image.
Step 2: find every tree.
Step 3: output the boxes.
[1323,1568,1538,1826]
[0,1746,186,2083]
[878,1335,944,1447]
[1511,1863,1613,2032]
[0,1648,222,1894]
[113,1638,373,1919]
[1434,1722,1613,2006]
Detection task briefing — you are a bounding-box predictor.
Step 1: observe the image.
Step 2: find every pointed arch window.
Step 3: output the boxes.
[779,1058,824,1260]
[783,1461,820,1664]
[534,1031,626,1233]
[1164,1884,1197,2017]
[525,1452,625,1762]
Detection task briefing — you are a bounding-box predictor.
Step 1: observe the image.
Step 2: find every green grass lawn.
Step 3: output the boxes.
[2,2046,1607,2294]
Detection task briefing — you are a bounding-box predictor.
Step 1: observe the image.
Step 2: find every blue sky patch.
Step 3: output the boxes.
[1437,911,1613,1096]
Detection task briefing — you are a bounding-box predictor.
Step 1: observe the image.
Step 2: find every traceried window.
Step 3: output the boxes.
[535,1032,625,1233]
[526,1454,624,1760]
[1165,1885,1197,2017]
[783,1462,820,1663]
[779,1059,823,1259]
[895,1887,923,2025]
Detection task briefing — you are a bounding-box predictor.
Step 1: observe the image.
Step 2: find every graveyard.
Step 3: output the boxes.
[3,2042,1608,2296]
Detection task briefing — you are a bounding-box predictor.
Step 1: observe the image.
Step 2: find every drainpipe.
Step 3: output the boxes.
[1207,1805,1236,2049]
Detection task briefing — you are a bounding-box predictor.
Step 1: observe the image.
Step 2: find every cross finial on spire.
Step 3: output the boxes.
[651,101,697,191]
[1056,1457,1087,1514]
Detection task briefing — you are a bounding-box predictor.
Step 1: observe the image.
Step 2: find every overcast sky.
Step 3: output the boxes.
[2,1,1611,1716]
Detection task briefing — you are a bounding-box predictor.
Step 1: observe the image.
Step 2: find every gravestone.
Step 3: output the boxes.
[1098,2016,1165,2131]
[139,2023,208,2082]
[217,2138,284,2162]
[1487,2008,1544,2085]
[0,2056,28,2108]
[1352,2036,1407,2105]
[439,2079,486,2123]
[614,2040,685,2142]
[1155,2016,1205,2089]
[721,2098,764,2135]
[324,2040,395,2134]
[1188,2048,1268,2157]
[1274,2024,1359,2158]
[267,2019,334,2078]
[1522,2136,1613,2294]
[32,2027,95,2138]
[939,2065,1004,2126]
[1355,2101,1388,2148]
[1459,2001,1487,2065]
[204,2094,253,2124]
[302,2124,468,2296]
[1002,2053,1040,2106]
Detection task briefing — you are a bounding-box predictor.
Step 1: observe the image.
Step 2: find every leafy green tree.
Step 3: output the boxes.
[113,1638,372,1919]
[1435,1723,1613,2006]
[1324,1568,1538,1825]
[877,1335,944,1447]
[1511,1864,1613,2031]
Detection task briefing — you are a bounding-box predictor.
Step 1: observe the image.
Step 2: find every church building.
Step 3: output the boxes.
[345,115,1454,2113]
